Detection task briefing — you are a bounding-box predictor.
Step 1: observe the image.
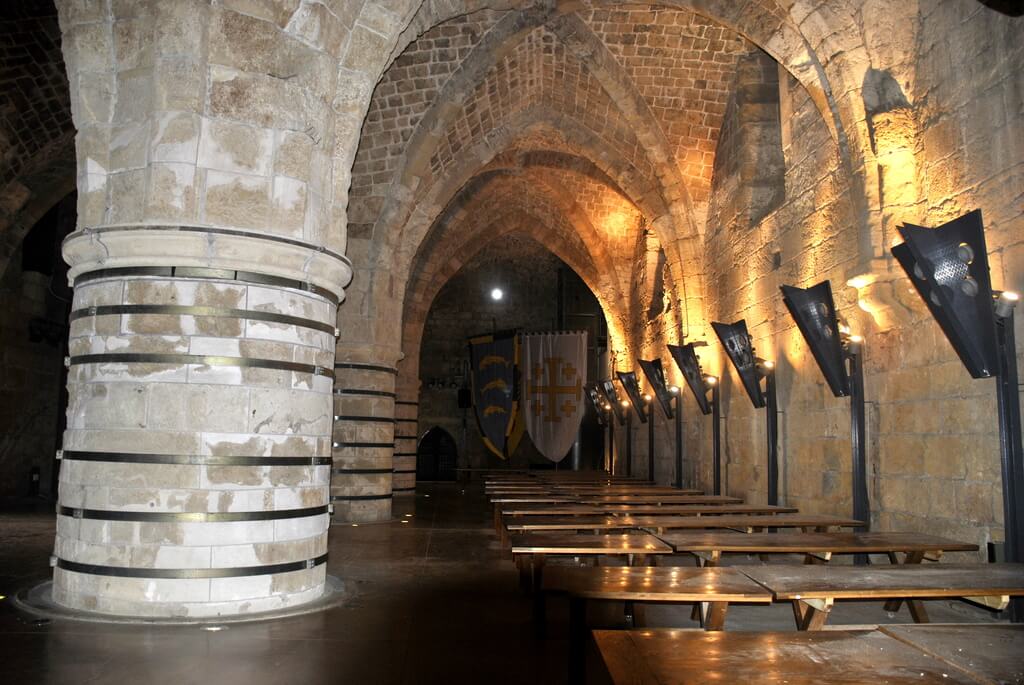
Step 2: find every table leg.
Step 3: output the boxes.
[703,601,729,631]
[884,550,925,613]
[907,598,930,623]
[568,597,587,685]
[796,598,833,630]
[532,554,546,596]
[516,554,530,593]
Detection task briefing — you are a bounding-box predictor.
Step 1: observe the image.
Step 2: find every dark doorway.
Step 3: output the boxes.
[417,427,458,482]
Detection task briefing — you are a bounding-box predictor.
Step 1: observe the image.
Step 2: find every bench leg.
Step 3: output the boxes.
[907,599,930,624]
[884,551,925,613]
[704,601,729,631]
[569,597,587,685]
[797,598,833,631]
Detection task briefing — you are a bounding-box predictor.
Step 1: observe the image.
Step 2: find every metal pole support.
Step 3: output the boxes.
[712,386,722,496]
[995,308,1024,623]
[625,411,633,478]
[766,371,779,506]
[647,402,656,483]
[674,395,684,489]
[846,342,870,565]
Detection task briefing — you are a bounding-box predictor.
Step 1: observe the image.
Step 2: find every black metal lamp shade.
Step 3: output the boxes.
[616,370,648,423]
[668,343,712,415]
[584,383,607,426]
[638,358,675,419]
[599,379,628,425]
[780,280,850,397]
[711,320,766,408]
[891,209,998,379]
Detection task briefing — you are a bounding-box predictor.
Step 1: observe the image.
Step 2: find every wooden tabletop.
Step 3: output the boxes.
[542,565,773,603]
[505,516,632,532]
[879,624,1024,685]
[740,563,1024,600]
[582,495,744,505]
[510,532,673,556]
[501,504,798,517]
[591,629,986,684]
[628,514,863,530]
[657,531,980,554]
[505,513,862,533]
[489,496,579,504]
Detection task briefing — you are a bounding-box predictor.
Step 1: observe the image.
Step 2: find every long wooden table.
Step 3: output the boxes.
[510,533,673,593]
[503,514,862,535]
[499,504,798,517]
[544,566,773,684]
[589,628,993,685]
[740,563,1024,629]
[879,624,1024,684]
[580,495,744,505]
[657,531,979,566]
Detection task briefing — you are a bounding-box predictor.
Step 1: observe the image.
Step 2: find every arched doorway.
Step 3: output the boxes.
[417,427,458,482]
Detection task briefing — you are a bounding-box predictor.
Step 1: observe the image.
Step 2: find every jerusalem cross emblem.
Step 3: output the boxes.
[529,356,582,423]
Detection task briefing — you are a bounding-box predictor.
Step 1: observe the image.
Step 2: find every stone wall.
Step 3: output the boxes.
[419,234,561,471]
[626,1,1024,562]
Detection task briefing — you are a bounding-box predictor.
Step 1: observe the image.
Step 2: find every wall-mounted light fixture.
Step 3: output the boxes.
[667,343,722,494]
[782,280,870,553]
[891,209,1022,621]
[616,370,647,479]
[639,358,676,484]
[712,320,779,504]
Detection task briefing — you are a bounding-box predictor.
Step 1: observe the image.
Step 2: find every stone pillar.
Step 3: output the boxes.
[393,396,419,495]
[330,357,396,522]
[392,355,421,494]
[54,0,352,617]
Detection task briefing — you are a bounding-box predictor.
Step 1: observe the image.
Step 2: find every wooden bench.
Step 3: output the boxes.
[588,628,993,685]
[544,566,773,684]
[740,563,1024,629]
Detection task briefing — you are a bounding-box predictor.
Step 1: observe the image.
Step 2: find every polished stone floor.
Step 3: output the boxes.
[0,483,1002,684]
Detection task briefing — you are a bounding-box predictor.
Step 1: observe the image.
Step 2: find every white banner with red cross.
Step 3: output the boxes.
[521,331,587,462]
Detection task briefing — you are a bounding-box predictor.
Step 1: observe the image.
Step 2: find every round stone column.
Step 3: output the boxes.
[331,361,396,522]
[53,227,349,617]
[393,396,419,495]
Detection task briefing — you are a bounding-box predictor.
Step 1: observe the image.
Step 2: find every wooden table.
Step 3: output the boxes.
[879,624,1024,684]
[544,567,773,684]
[740,563,1024,629]
[628,513,863,533]
[500,504,798,517]
[589,629,989,685]
[581,495,743,505]
[510,532,673,593]
[503,514,861,536]
[490,496,579,533]
[656,531,979,566]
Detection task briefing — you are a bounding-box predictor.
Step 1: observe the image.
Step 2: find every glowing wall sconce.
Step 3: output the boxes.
[668,343,722,494]
[712,320,779,505]
[617,370,647,479]
[585,383,613,474]
[781,280,870,550]
[891,209,1022,622]
[639,358,675,484]
[598,379,626,476]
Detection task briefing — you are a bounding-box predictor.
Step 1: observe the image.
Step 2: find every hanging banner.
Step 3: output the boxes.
[469,331,518,459]
[521,331,588,462]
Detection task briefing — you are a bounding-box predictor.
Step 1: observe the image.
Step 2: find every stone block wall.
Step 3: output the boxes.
[626,2,1024,562]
